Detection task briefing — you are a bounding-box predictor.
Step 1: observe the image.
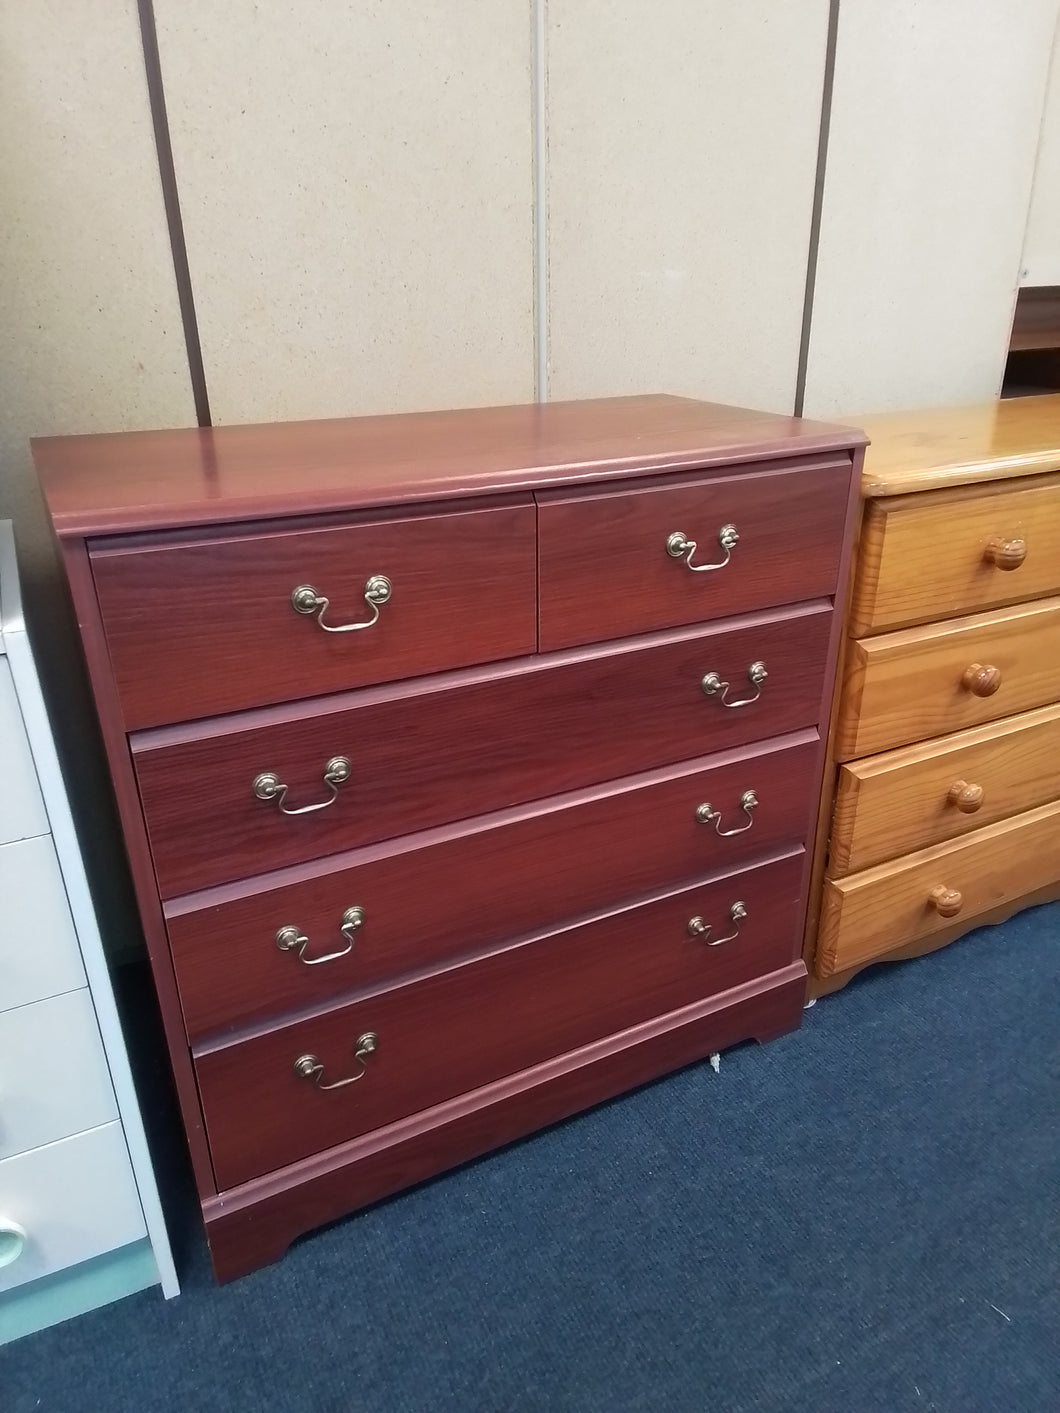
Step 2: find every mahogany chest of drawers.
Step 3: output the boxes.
[35,395,862,1280]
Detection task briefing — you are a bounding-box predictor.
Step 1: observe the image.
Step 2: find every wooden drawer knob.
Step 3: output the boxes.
[947,780,984,813]
[983,536,1027,571]
[961,662,1002,697]
[929,885,963,918]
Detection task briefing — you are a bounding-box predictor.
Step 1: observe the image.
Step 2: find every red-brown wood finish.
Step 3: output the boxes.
[34,394,863,539]
[196,849,803,1189]
[134,602,833,897]
[91,500,538,730]
[167,732,818,1040]
[538,458,851,650]
[202,965,807,1281]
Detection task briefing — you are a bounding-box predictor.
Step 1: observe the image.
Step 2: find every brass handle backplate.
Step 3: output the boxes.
[291,575,392,633]
[687,901,747,946]
[696,790,758,836]
[929,885,963,918]
[294,1031,378,1090]
[701,661,767,708]
[253,756,351,815]
[961,663,1002,698]
[947,780,984,814]
[276,906,365,965]
[983,536,1027,571]
[666,524,739,573]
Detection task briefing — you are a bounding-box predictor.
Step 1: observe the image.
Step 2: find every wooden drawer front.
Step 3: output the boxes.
[91,501,538,730]
[134,601,832,898]
[0,836,86,1012]
[817,798,1060,977]
[835,597,1060,761]
[168,732,819,1040]
[0,662,48,847]
[0,990,117,1160]
[197,849,804,1188]
[850,475,1060,636]
[0,1123,146,1294]
[537,458,851,650]
[830,702,1060,877]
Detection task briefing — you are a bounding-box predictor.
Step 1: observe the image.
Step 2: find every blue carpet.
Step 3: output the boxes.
[6,903,1058,1412]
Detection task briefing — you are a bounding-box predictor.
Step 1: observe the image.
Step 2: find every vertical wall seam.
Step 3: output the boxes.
[794,0,841,417]
[532,0,549,402]
[137,0,212,427]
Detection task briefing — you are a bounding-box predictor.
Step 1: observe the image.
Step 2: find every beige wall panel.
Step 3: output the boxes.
[155,1,535,424]
[546,0,830,413]
[803,0,1058,419]
[1022,17,1060,286]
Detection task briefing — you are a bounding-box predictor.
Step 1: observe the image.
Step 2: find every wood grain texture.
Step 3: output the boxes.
[197,847,804,1189]
[829,702,1060,876]
[816,798,1060,977]
[91,500,538,730]
[537,457,851,650]
[834,596,1060,761]
[849,472,1060,636]
[168,733,819,1041]
[32,395,863,539]
[854,394,1060,498]
[134,602,833,898]
[202,965,807,1282]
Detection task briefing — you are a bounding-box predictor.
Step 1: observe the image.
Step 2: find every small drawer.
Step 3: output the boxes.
[90,500,538,730]
[850,474,1060,636]
[835,596,1060,761]
[134,600,833,897]
[0,836,85,1012]
[196,849,804,1189]
[829,702,1060,877]
[0,1123,146,1294]
[0,663,48,847]
[816,798,1060,977]
[537,457,851,650]
[0,990,117,1159]
[167,731,819,1039]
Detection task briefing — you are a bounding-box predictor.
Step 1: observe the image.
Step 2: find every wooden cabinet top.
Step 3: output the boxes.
[32,394,862,539]
[855,394,1060,499]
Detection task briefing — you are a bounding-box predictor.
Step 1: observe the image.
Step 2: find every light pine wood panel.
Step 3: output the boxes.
[836,596,1060,760]
[849,473,1060,635]
[546,0,830,411]
[829,702,1060,876]
[817,798,1060,976]
[803,0,1058,416]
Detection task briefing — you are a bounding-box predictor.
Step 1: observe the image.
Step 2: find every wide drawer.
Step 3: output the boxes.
[134,601,833,897]
[0,836,86,1012]
[816,798,1060,977]
[196,849,804,1189]
[0,662,48,847]
[167,732,819,1039]
[0,990,117,1160]
[835,596,1060,760]
[537,457,851,650]
[90,500,538,730]
[850,474,1060,636]
[0,1123,146,1294]
[829,702,1060,876]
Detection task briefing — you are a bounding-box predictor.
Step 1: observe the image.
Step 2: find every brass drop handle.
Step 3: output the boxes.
[294,1031,378,1090]
[687,901,747,946]
[947,780,984,814]
[929,885,963,918]
[666,524,739,572]
[701,661,767,708]
[696,790,758,835]
[983,537,1027,571]
[253,756,351,815]
[291,575,392,632]
[961,663,1002,698]
[276,906,365,965]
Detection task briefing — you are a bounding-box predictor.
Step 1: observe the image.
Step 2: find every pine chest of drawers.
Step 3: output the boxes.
[35,395,862,1280]
[807,394,1060,991]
